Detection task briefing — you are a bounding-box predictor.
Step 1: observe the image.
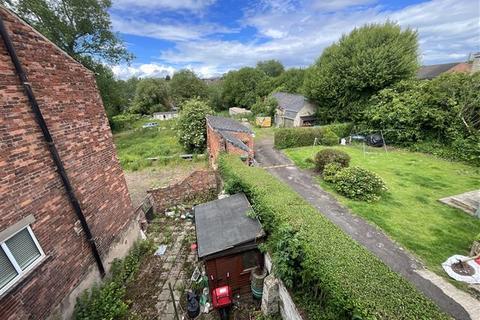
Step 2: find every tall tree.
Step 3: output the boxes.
[131,78,171,115]
[222,67,271,108]
[5,0,133,118]
[169,69,208,108]
[303,22,418,123]
[272,68,306,94]
[257,60,285,77]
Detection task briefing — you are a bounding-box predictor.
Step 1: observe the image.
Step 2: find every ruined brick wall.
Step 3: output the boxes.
[0,8,134,319]
[206,123,254,167]
[148,170,218,213]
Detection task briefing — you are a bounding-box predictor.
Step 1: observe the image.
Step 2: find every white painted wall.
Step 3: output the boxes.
[265,254,304,320]
[294,102,317,127]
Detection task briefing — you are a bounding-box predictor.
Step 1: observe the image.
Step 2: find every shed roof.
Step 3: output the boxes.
[219,130,250,152]
[206,115,253,134]
[416,62,461,80]
[272,92,316,116]
[195,193,264,259]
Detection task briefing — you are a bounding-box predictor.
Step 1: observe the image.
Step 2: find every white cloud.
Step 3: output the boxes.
[112,0,216,12]
[113,0,479,79]
[310,0,377,11]
[112,63,177,79]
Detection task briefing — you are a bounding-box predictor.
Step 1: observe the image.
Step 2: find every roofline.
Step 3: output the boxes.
[206,116,254,134]
[0,5,95,76]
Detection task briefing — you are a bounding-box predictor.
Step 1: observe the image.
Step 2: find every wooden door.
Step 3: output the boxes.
[206,255,241,291]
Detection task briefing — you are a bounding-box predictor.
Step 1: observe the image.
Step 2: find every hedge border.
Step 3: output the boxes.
[219,154,447,319]
[274,123,353,149]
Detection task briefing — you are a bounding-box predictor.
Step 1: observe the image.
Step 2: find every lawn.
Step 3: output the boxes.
[113,119,204,171]
[284,145,480,274]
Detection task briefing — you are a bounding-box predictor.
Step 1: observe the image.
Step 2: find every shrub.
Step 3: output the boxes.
[219,155,447,319]
[73,240,155,320]
[322,163,342,182]
[314,148,350,173]
[274,124,351,149]
[177,98,213,152]
[110,113,140,132]
[333,166,387,201]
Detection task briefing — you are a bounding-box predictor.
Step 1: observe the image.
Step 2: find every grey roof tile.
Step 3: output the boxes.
[206,115,253,134]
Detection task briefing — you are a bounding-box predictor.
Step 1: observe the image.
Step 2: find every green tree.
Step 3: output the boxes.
[304,22,418,123]
[130,78,171,115]
[5,0,133,119]
[169,69,208,108]
[207,82,225,111]
[272,68,306,93]
[177,99,213,152]
[257,59,285,77]
[251,96,277,117]
[116,77,140,110]
[222,67,271,108]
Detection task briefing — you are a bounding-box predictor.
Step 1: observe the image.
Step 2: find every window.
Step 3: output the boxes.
[242,250,258,271]
[0,226,44,295]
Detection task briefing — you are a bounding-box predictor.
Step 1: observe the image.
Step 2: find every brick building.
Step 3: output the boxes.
[0,7,140,319]
[206,115,254,168]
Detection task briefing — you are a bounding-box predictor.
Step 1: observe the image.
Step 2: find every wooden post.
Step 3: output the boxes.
[168,282,180,320]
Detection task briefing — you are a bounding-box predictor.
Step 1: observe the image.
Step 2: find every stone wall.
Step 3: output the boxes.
[147,170,218,213]
[0,8,136,319]
[264,254,304,320]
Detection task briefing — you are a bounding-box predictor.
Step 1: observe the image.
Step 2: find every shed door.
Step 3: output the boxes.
[207,255,240,290]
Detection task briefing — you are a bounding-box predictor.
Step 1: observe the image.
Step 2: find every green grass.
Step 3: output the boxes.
[113,119,204,171]
[284,145,480,275]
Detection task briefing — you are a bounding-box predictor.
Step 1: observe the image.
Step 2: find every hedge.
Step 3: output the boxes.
[219,155,447,320]
[274,123,353,149]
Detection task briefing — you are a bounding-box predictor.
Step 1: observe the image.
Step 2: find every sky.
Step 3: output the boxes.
[109,0,480,79]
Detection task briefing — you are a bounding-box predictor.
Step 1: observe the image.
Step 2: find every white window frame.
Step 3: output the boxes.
[0,225,45,296]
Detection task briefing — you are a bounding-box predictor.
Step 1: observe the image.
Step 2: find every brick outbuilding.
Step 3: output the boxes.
[206,115,254,168]
[0,7,140,319]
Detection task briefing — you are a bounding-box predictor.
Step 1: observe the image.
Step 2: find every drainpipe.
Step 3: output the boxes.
[0,16,105,277]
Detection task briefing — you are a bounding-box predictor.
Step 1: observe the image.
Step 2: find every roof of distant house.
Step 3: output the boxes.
[272,92,316,116]
[416,62,470,80]
[153,111,178,115]
[195,193,264,258]
[206,115,253,134]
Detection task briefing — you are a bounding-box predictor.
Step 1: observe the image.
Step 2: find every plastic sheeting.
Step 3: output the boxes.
[442,255,480,284]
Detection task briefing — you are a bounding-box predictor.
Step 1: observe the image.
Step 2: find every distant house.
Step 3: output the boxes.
[206,116,254,167]
[229,107,252,117]
[152,111,178,120]
[272,92,318,127]
[417,53,480,79]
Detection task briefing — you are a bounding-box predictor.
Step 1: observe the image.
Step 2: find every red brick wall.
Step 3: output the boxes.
[206,123,254,167]
[0,8,134,319]
[147,170,218,213]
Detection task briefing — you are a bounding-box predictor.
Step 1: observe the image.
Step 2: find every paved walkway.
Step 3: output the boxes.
[255,138,479,320]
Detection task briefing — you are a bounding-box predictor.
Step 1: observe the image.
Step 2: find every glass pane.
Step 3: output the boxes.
[0,247,18,289]
[242,251,258,270]
[6,228,41,270]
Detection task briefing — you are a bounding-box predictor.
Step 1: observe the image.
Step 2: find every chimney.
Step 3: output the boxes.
[471,52,480,73]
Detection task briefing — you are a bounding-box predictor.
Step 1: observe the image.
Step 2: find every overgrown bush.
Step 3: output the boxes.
[322,128,339,146]
[333,166,387,201]
[177,98,213,152]
[314,148,350,173]
[73,240,155,320]
[322,163,342,182]
[109,113,141,132]
[219,155,447,319]
[274,127,336,149]
[251,96,277,117]
[271,226,304,288]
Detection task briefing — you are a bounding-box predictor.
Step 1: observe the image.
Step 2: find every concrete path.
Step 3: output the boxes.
[255,138,479,320]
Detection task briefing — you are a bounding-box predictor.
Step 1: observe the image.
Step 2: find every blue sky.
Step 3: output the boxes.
[109,0,480,79]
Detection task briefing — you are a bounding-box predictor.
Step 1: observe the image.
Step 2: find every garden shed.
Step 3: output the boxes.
[195,193,265,294]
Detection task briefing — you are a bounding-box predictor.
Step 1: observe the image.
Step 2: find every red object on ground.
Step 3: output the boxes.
[211,285,232,309]
[190,243,197,251]
[475,257,480,265]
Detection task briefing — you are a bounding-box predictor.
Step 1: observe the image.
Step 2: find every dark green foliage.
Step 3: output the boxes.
[271,226,304,288]
[274,126,341,149]
[169,69,209,108]
[333,166,388,201]
[364,73,480,165]
[109,114,141,132]
[271,68,306,94]
[73,240,155,320]
[177,99,213,152]
[130,78,171,114]
[207,82,225,111]
[256,60,285,77]
[322,163,342,182]
[251,96,277,117]
[304,22,418,123]
[322,122,354,139]
[314,149,350,173]
[222,67,271,108]
[218,155,448,320]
